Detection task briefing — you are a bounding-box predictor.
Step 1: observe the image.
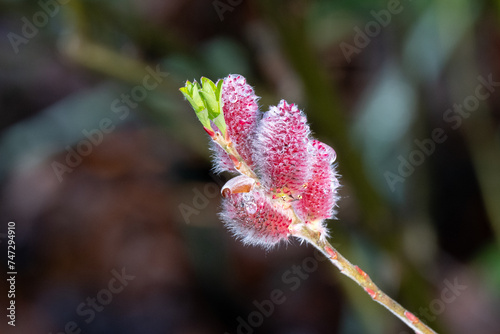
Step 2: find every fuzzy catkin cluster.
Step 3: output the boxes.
[215,74,340,248]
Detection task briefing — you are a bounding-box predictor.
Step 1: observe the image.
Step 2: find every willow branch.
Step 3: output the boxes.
[293,223,438,334]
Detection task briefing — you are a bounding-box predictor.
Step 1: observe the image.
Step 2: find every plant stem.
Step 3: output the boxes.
[294,224,438,334]
[212,133,259,180]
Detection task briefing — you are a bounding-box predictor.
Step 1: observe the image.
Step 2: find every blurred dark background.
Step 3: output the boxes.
[1,0,500,333]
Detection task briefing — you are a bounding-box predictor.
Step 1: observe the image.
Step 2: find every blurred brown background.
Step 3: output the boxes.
[1,0,500,333]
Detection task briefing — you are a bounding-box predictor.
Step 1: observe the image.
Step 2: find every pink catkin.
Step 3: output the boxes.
[255,100,312,195]
[219,190,293,248]
[211,74,260,173]
[293,140,340,222]
[209,75,341,248]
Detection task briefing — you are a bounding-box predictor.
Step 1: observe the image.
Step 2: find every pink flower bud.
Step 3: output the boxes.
[211,74,260,173]
[220,183,294,248]
[293,140,340,223]
[255,100,312,195]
